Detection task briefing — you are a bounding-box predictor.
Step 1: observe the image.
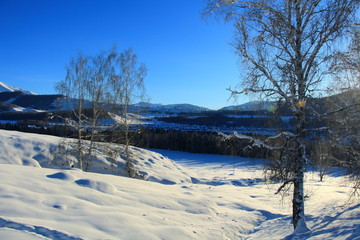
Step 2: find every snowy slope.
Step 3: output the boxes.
[132,102,210,115]
[0,164,225,240]
[154,149,360,240]
[0,130,192,184]
[0,131,359,239]
[221,101,275,111]
[0,81,37,95]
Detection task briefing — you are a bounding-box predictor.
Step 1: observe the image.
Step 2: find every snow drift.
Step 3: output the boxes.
[0,129,193,184]
[0,129,359,239]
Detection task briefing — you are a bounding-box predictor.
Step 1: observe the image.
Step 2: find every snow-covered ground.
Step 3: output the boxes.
[0,129,359,239]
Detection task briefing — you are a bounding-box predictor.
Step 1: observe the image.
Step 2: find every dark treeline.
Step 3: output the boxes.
[156,115,288,129]
[0,122,73,137]
[0,122,268,158]
[1,123,357,170]
[129,129,270,158]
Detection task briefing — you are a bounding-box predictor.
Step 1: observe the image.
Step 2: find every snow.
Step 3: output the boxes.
[9,106,45,112]
[0,81,37,95]
[133,102,210,112]
[4,97,18,103]
[221,101,275,111]
[101,112,151,126]
[0,130,192,184]
[0,129,359,239]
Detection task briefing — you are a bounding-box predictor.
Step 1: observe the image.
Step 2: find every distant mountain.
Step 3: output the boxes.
[0,81,282,118]
[12,94,63,110]
[132,102,210,114]
[0,82,63,112]
[0,82,37,95]
[159,103,210,112]
[0,91,25,103]
[2,80,358,135]
[133,102,163,109]
[0,92,63,112]
[221,101,276,111]
[0,82,212,115]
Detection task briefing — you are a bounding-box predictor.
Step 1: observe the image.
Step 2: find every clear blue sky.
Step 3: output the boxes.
[0,0,249,110]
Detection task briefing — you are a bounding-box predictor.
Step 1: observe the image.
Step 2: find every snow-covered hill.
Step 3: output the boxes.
[0,129,359,239]
[0,81,279,119]
[0,164,222,239]
[0,130,193,184]
[131,102,211,116]
[0,81,37,95]
[0,82,211,117]
[221,101,275,111]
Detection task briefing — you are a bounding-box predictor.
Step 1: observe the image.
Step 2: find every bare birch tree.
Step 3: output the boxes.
[83,49,116,171]
[330,25,360,92]
[56,47,146,176]
[111,48,147,178]
[204,0,357,231]
[56,53,89,170]
[328,24,360,194]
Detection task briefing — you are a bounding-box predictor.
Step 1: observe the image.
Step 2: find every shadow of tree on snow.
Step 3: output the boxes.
[0,217,83,240]
[281,203,360,240]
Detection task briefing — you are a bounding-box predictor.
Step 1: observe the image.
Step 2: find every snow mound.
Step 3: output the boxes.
[74,178,117,194]
[0,129,193,184]
[0,164,227,239]
[47,171,75,181]
[131,148,193,184]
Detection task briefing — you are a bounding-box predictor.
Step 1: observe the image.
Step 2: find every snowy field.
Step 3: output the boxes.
[0,129,359,239]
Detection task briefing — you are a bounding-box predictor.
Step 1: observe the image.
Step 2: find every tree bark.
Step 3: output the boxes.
[292,154,306,230]
[77,100,83,170]
[292,108,308,231]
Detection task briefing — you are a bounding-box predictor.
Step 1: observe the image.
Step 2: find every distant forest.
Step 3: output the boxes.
[1,122,356,171]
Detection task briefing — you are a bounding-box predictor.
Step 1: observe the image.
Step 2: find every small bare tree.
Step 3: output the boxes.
[83,49,116,171]
[111,48,147,178]
[56,47,147,176]
[56,53,89,170]
[328,24,360,194]
[330,25,360,92]
[310,141,332,182]
[204,0,357,231]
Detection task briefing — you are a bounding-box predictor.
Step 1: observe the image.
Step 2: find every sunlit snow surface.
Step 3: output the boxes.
[0,129,359,239]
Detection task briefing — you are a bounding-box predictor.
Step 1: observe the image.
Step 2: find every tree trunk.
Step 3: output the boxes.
[77,100,83,170]
[292,152,307,230]
[85,107,99,172]
[123,100,135,178]
[292,109,309,231]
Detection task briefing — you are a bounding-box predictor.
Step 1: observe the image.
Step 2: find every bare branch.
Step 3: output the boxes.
[275,178,295,195]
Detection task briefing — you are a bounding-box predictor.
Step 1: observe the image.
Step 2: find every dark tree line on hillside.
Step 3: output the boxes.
[156,115,289,129]
[0,122,73,136]
[1,119,359,177]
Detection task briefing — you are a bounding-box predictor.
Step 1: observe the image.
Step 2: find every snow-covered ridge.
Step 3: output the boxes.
[132,102,211,113]
[0,129,193,184]
[220,100,276,111]
[0,81,276,114]
[0,81,37,95]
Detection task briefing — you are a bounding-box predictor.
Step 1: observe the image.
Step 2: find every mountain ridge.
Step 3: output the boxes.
[0,82,37,95]
[0,81,270,112]
[0,81,227,112]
